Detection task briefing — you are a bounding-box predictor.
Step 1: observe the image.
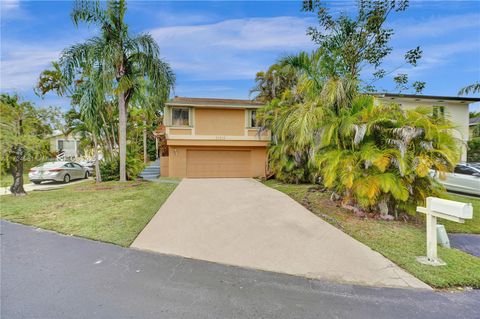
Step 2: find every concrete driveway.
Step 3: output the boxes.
[132,178,429,289]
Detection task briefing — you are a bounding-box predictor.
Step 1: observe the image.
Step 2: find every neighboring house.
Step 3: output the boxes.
[160,97,270,178]
[374,93,480,162]
[48,130,82,159]
[469,117,480,138]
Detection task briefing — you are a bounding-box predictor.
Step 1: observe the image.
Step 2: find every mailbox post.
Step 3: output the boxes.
[417,197,473,266]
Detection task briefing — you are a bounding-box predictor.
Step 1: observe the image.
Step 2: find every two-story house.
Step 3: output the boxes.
[160,97,270,178]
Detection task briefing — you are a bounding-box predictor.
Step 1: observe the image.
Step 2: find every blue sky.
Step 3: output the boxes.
[1,0,480,111]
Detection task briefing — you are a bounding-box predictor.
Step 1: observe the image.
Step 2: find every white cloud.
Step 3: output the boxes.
[392,39,480,77]
[149,16,315,81]
[1,0,20,12]
[0,0,28,21]
[0,42,62,92]
[393,13,480,39]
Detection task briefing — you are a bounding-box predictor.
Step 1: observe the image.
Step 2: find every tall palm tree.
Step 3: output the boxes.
[75,67,107,183]
[60,0,175,181]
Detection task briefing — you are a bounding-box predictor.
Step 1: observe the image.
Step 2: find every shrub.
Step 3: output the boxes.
[100,145,145,181]
[467,137,480,162]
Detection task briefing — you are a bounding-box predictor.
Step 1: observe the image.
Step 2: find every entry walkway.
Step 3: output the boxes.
[132,178,430,289]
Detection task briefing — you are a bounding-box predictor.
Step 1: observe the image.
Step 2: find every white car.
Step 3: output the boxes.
[29,161,89,184]
[79,160,95,175]
[432,163,480,196]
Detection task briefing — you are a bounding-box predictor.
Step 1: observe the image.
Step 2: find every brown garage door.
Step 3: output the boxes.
[186,150,251,178]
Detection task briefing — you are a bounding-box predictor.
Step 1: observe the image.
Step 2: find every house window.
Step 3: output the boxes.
[172,107,190,126]
[57,140,64,151]
[248,109,258,128]
[433,105,445,119]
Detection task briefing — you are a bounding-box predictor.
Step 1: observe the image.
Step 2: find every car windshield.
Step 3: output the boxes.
[37,162,64,169]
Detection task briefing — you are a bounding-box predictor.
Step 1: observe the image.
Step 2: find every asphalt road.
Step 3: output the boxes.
[449,233,480,257]
[1,221,479,319]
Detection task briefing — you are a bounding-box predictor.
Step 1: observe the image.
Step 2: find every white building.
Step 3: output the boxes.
[48,130,81,159]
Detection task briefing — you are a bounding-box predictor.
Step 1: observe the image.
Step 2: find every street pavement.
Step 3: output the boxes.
[449,233,480,257]
[1,221,479,319]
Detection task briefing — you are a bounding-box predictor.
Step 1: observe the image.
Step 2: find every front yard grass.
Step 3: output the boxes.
[440,193,480,234]
[0,180,177,247]
[264,180,480,289]
[0,172,29,187]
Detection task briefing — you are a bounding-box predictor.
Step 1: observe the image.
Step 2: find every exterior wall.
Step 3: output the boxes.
[168,146,267,178]
[170,128,192,135]
[376,97,470,161]
[163,106,270,142]
[160,156,169,177]
[163,104,270,178]
[195,108,245,136]
[49,133,79,158]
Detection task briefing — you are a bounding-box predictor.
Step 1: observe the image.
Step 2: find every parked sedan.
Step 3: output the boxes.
[29,161,89,184]
[79,160,95,175]
[432,163,480,196]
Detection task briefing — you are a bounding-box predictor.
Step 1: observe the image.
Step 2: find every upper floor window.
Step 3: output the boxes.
[172,107,190,126]
[247,109,258,128]
[433,105,445,119]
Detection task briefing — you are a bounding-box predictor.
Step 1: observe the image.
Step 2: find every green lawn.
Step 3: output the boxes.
[0,180,177,247]
[440,193,480,234]
[0,172,29,187]
[264,180,480,289]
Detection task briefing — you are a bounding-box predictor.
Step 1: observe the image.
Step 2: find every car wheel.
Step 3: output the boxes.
[32,181,41,185]
[63,174,71,183]
[84,171,89,179]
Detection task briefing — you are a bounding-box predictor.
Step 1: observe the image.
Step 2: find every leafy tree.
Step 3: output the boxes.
[60,0,174,181]
[302,0,423,90]
[0,94,54,195]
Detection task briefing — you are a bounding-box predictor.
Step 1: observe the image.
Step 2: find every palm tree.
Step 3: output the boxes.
[74,66,108,183]
[60,0,175,181]
[458,83,480,96]
[256,49,459,216]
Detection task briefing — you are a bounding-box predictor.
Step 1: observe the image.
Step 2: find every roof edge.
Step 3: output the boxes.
[372,93,480,103]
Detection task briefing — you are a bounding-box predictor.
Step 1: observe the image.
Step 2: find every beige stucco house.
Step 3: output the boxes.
[160,94,478,178]
[374,93,480,161]
[160,97,270,178]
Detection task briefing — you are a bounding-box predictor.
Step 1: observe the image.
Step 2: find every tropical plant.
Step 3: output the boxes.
[250,62,298,102]
[99,144,144,181]
[315,97,459,216]
[0,94,54,195]
[467,138,480,162]
[60,0,174,181]
[257,48,460,217]
[458,82,480,96]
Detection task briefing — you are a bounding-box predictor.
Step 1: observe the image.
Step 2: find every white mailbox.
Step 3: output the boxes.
[416,197,473,266]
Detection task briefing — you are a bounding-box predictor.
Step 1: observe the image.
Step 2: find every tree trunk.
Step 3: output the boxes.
[93,133,102,183]
[10,146,26,196]
[143,119,148,164]
[118,91,127,182]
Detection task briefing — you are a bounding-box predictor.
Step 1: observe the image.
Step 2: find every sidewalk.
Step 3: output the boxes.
[0,178,90,196]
